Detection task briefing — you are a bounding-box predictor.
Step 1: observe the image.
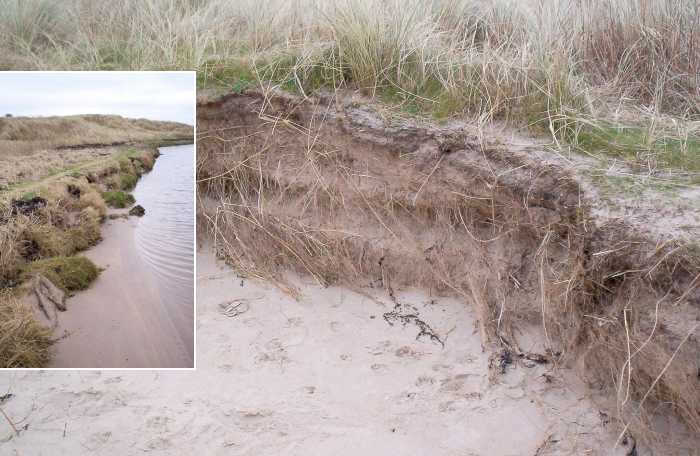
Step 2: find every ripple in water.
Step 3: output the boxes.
[132,144,194,347]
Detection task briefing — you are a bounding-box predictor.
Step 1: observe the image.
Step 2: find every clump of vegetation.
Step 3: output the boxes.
[572,123,700,172]
[21,256,100,294]
[0,291,52,368]
[22,223,66,258]
[134,151,155,171]
[9,179,107,264]
[120,173,138,190]
[115,156,139,190]
[66,207,102,251]
[102,190,135,208]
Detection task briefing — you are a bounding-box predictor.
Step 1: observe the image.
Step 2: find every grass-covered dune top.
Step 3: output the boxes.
[0,114,193,152]
[0,115,192,191]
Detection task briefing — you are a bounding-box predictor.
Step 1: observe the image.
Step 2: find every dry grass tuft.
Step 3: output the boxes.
[0,291,52,368]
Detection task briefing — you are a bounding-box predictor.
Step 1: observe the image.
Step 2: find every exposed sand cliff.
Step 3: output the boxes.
[196,90,700,449]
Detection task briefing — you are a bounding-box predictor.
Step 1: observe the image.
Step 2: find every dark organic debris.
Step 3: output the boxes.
[0,393,13,404]
[489,348,513,375]
[621,434,638,456]
[382,299,444,347]
[519,352,549,367]
[22,239,41,261]
[11,196,47,216]
[128,205,145,217]
[66,184,81,198]
[533,434,558,456]
[497,335,550,368]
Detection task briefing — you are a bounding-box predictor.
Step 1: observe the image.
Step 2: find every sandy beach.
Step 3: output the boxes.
[47,214,193,368]
[3,249,696,454]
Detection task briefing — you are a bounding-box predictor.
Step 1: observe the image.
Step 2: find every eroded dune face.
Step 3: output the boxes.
[196,90,700,446]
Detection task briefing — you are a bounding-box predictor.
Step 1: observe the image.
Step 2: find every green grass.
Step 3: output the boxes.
[199,61,257,93]
[21,256,101,293]
[120,173,138,190]
[102,190,135,208]
[573,123,700,172]
[18,191,38,201]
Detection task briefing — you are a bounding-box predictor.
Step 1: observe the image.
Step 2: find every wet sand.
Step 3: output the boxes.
[4,249,696,453]
[48,215,193,368]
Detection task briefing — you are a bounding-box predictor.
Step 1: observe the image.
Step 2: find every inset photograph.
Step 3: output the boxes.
[0,71,195,368]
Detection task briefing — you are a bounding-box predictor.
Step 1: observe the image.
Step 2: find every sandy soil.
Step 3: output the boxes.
[46,214,193,368]
[5,249,692,454]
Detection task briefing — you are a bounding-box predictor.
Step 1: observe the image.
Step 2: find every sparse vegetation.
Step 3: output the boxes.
[0,115,191,192]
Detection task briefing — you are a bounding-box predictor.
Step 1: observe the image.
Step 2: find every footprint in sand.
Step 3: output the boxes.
[286,316,303,327]
[368,340,392,355]
[415,375,436,387]
[82,431,112,451]
[371,363,389,373]
[146,415,172,432]
[255,339,290,364]
[394,345,426,359]
[143,436,172,451]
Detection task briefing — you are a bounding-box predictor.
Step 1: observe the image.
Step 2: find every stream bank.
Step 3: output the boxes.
[48,144,194,368]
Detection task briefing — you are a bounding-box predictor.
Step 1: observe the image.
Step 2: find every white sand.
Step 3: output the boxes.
[1,249,695,454]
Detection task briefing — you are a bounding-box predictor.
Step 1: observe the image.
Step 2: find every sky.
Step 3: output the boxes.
[0,72,195,125]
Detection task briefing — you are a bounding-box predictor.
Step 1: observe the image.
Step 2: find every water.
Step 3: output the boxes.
[132,144,194,353]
